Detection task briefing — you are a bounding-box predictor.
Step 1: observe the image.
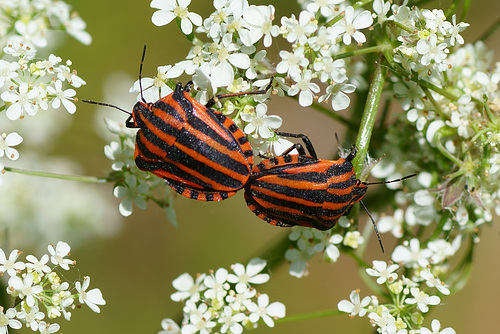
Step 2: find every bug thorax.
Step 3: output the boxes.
[128,101,152,128]
[351,180,368,203]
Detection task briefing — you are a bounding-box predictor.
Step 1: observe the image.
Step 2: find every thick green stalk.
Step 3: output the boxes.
[352,59,387,176]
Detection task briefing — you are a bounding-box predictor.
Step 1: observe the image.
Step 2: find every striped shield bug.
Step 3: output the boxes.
[244,132,416,251]
[84,45,273,201]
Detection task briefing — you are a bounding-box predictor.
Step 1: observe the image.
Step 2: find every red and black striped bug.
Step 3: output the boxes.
[244,132,416,251]
[84,45,273,201]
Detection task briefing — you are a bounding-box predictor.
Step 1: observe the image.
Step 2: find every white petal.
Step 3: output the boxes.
[228,53,250,69]
[152,11,176,26]
[5,132,23,146]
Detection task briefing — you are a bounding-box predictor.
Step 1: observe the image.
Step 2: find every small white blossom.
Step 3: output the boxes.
[26,254,51,274]
[420,269,450,295]
[158,318,181,334]
[405,287,440,313]
[8,273,43,307]
[203,268,229,302]
[46,80,77,114]
[368,306,396,334]
[170,272,206,302]
[240,5,279,47]
[276,47,309,78]
[338,290,371,317]
[75,276,106,313]
[0,60,19,87]
[420,319,456,334]
[392,238,432,268]
[0,308,22,333]
[17,306,45,331]
[1,82,40,120]
[47,241,74,270]
[288,70,320,107]
[37,321,60,334]
[247,293,286,327]
[0,249,26,276]
[151,0,202,35]
[319,82,356,111]
[366,261,399,284]
[227,258,269,293]
[241,103,282,139]
[0,132,23,160]
[218,306,245,334]
[331,6,373,45]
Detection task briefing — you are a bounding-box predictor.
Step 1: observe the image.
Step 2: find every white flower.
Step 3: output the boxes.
[26,254,51,274]
[276,47,309,78]
[8,273,43,307]
[368,306,396,333]
[0,132,23,160]
[218,306,245,334]
[420,319,456,334]
[208,34,251,87]
[0,308,22,333]
[0,249,26,276]
[75,276,106,313]
[0,60,19,87]
[227,258,269,293]
[325,234,343,262]
[416,34,448,66]
[47,241,74,270]
[37,321,60,334]
[422,9,449,35]
[319,82,356,111]
[378,209,405,238]
[447,15,468,46]
[1,82,40,120]
[307,0,343,17]
[241,104,282,139]
[182,302,216,334]
[392,238,432,268]
[3,39,37,59]
[343,231,364,249]
[240,5,279,47]
[158,318,181,334]
[247,293,286,327]
[17,306,44,331]
[203,268,229,301]
[284,243,315,278]
[113,175,149,216]
[338,290,371,317]
[366,261,399,284]
[46,80,77,114]
[15,20,48,47]
[405,287,440,312]
[66,16,92,45]
[331,6,373,45]
[420,269,450,295]
[130,65,179,102]
[281,11,317,45]
[151,0,202,35]
[170,272,206,302]
[288,70,320,107]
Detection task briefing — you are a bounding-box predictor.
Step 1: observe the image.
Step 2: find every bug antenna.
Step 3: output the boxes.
[81,99,131,115]
[139,44,147,104]
[359,200,385,253]
[363,173,417,186]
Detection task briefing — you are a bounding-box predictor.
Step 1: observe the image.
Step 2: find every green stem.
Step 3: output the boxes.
[4,166,109,183]
[352,58,387,175]
[275,309,343,323]
[332,44,392,61]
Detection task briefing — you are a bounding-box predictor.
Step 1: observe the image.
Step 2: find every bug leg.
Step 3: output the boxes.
[345,145,357,162]
[183,81,194,92]
[280,143,307,157]
[205,77,274,108]
[274,131,318,160]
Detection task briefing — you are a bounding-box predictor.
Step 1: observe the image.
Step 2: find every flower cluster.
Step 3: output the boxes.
[157,258,285,334]
[338,260,454,333]
[284,223,364,278]
[103,118,177,221]
[0,0,90,180]
[0,242,105,334]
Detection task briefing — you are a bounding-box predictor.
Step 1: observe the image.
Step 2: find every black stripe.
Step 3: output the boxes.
[136,133,248,189]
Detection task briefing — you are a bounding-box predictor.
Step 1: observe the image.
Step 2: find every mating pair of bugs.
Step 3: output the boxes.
[84,46,414,252]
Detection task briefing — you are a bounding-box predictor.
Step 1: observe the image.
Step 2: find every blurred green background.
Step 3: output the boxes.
[12,0,500,333]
